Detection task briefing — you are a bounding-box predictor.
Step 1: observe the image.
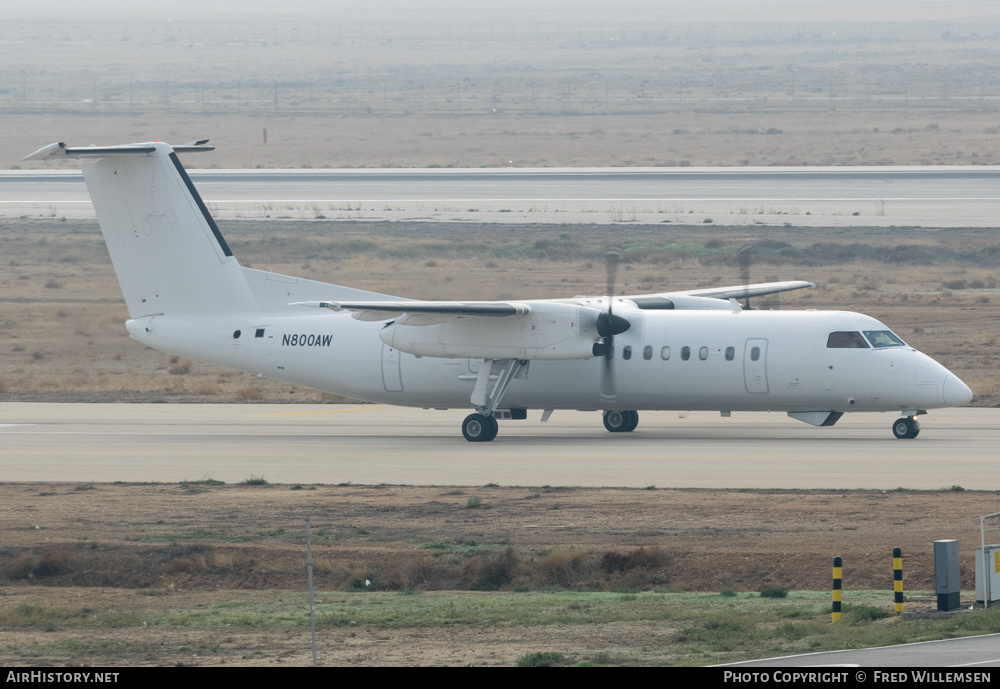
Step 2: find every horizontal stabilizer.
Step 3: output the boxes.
[23,141,214,161]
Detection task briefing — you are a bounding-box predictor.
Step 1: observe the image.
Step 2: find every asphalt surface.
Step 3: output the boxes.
[4,166,1000,226]
[719,633,1000,668]
[1,404,996,488]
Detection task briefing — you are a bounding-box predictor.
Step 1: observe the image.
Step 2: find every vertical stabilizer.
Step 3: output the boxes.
[28,141,256,318]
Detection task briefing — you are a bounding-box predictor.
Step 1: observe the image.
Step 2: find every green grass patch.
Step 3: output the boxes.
[3,590,998,665]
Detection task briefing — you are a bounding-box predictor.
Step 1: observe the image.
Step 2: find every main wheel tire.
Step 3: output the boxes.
[892,417,920,439]
[603,410,637,433]
[463,413,496,442]
[484,415,499,441]
[624,410,639,432]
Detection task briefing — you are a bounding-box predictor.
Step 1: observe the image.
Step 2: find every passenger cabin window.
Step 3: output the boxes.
[660,346,671,360]
[750,346,761,362]
[864,330,907,348]
[681,346,691,361]
[827,331,869,349]
[643,345,653,361]
[698,346,709,360]
[725,346,735,361]
[622,345,632,360]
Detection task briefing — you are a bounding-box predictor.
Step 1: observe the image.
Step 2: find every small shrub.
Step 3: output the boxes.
[601,546,667,573]
[463,547,520,590]
[720,589,738,597]
[243,475,268,486]
[9,552,37,579]
[517,651,565,667]
[193,382,220,395]
[760,586,789,598]
[841,603,891,624]
[36,546,77,577]
[466,496,482,509]
[237,386,264,401]
[168,360,191,375]
[538,551,587,585]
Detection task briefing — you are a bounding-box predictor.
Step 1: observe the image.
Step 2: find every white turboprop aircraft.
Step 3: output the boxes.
[26,140,974,441]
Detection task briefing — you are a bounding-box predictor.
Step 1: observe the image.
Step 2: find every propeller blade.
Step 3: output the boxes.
[736,243,755,308]
[599,249,624,401]
[605,249,621,304]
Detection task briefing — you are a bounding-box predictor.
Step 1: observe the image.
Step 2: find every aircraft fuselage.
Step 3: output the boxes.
[126,304,967,417]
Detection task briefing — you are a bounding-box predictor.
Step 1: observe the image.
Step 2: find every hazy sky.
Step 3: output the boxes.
[8,1,1000,23]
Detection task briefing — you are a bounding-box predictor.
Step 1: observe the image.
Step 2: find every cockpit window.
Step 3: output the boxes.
[827,331,869,348]
[863,330,907,348]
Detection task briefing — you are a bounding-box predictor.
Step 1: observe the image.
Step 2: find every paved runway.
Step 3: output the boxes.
[1,403,995,488]
[4,166,1000,226]
[721,633,1000,668]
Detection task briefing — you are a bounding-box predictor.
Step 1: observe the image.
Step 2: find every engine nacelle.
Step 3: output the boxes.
[379,302,606,360]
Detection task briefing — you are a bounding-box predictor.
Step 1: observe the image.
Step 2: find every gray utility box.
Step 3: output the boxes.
[934,539,961,611]
[975,544,1000,605]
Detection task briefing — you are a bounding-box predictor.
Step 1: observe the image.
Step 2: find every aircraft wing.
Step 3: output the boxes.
[665,280,815,300]
[294,299,606,360]
[292,299,531,323]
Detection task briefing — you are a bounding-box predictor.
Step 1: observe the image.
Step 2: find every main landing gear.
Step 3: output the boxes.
[462,413,499,442]
[462,358,524,442]
[892,416,920,439]
[603,409,639,433]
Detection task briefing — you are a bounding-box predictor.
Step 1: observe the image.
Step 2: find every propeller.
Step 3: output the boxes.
[735,243,756,309]
[593,249,631,401]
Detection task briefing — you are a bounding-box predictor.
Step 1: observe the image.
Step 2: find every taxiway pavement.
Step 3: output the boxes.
[1,403,996,488]
[4,166,1000,226]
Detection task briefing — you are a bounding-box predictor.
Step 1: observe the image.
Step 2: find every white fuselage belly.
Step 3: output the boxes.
[127,306,956,415]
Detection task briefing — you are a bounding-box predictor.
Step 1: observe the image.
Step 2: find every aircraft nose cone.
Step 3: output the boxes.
[943,375,973,407]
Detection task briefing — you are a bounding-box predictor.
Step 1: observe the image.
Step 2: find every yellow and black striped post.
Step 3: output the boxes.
[832,556,843,622]
[893,547,904,613]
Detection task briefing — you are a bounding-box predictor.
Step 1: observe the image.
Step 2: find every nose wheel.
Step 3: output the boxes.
[892,416,920,439]
[603,410,639,433]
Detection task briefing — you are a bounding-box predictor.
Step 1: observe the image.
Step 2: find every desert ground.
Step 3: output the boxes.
[1,482,998,666]
[2,6,1000,666]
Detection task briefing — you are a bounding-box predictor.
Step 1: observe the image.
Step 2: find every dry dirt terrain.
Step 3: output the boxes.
[1,482,997,666]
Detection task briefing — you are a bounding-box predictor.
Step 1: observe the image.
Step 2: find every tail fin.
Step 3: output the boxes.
[25,141,257,318]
